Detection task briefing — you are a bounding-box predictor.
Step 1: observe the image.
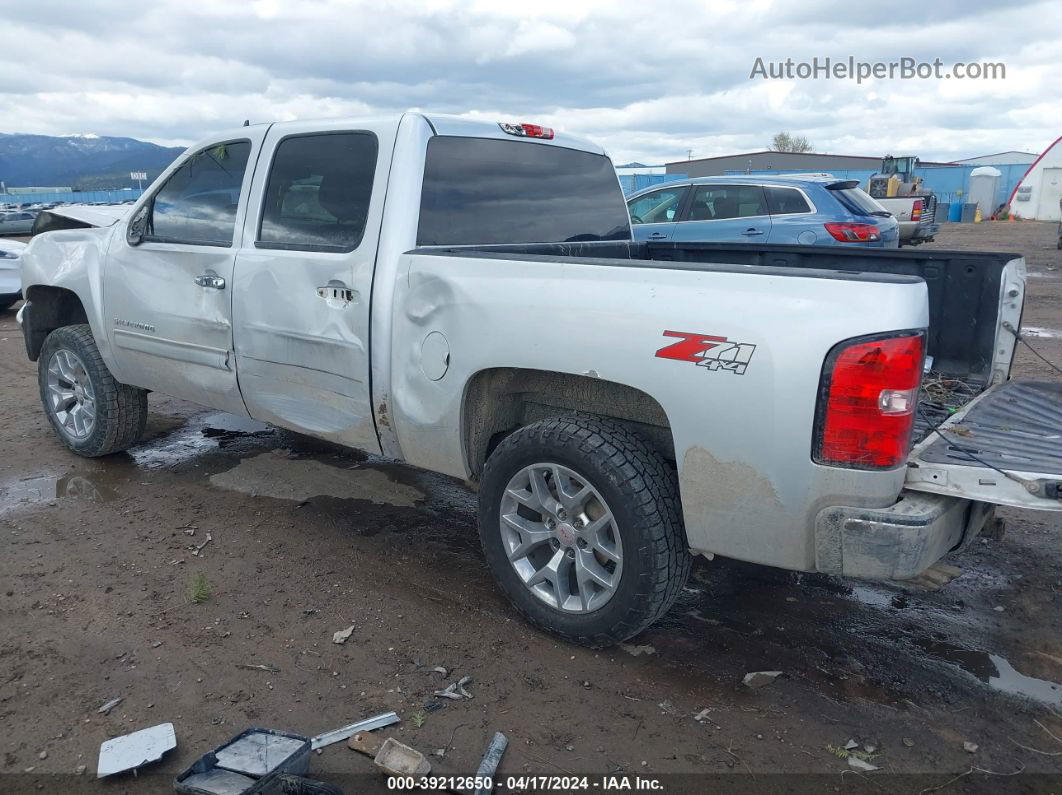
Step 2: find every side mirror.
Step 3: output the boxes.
[127,205,148,246]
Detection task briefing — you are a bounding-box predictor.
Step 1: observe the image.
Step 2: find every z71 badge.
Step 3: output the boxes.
[655,330,756,375]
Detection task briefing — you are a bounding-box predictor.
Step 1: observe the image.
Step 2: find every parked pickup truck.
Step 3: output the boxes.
[18,113,1062,647]
[875,194,939,246]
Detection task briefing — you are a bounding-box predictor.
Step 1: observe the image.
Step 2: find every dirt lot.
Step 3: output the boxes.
[1,221,1061,794]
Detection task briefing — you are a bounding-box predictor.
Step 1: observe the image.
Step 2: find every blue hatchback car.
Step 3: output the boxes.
[626,175,900,247]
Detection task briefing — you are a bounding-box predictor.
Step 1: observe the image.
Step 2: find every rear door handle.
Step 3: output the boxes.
[648,232,668,239]
[741,228,765,236]
[317,284,355,304]
[194,274,226,289]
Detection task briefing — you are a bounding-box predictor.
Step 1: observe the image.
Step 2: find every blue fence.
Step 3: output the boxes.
[617,173,686,195]
[722,163,1030,214]
[0,188,144,207]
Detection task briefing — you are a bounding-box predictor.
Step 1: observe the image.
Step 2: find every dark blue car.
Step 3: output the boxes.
[627,175,900,247]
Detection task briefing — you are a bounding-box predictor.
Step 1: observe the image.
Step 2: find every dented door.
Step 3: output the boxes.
[231,120,396,452]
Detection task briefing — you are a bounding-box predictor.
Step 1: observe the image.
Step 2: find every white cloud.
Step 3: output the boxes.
[0,0,1058,163]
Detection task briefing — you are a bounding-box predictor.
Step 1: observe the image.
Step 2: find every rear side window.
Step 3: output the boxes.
[832,186,887,216]
[627,187,687,225]
[147,141,251,246]
[687,185,767,221]
[418,136,630,246]
[764,186,812,215]
[258,132,377,252]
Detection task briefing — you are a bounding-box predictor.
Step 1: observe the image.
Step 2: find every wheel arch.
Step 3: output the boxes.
[22,285,90,361]
[461,367,675,478]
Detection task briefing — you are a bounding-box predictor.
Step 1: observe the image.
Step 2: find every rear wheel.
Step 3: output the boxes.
[478,415,690,647]
[38,324,147,457]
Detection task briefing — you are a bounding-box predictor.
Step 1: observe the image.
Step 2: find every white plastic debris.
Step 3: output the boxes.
[847,756,879,772]
[332,625,355,644]
[96,723,176,778]
[964,741,979,753]
[742,671,783,688]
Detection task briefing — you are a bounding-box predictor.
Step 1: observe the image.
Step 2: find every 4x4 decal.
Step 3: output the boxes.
[655,330,756,375]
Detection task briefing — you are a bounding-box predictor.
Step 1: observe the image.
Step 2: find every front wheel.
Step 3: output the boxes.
[38,324,147,457]
[478,415,691,647]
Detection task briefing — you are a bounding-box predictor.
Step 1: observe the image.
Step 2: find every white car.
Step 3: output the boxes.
[0,238,25,311]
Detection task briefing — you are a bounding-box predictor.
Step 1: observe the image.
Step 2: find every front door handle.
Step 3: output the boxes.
[648,232,668,239]
[194,274,226,290]
[741,228,765,236]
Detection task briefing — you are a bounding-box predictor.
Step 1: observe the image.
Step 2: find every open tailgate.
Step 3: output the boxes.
[906,379,1062,510]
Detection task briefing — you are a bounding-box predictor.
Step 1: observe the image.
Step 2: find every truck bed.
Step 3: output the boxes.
[435,240,1022,392]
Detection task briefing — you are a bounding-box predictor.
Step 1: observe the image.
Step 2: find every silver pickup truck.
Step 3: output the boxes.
[17,113,1062,646]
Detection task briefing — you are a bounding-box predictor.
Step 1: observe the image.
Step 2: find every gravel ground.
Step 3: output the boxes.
[0,220,1060,794]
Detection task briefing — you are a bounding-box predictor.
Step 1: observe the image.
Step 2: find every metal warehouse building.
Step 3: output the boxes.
[664,151,894,177]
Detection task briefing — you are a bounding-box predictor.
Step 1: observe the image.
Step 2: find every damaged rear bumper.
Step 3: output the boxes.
[815,491,993,580]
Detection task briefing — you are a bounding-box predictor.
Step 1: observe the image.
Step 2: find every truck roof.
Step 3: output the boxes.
[185,112,607,158]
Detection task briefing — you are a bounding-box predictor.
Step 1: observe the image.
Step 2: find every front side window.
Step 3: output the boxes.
[146,141,251,246]
[687,185,768,221]
[764,186,812,215]
[418,136,630,246]
[258,132,378,251]
[627,187,687,225]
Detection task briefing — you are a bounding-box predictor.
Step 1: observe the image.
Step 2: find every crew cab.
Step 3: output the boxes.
[17,113,1062,646]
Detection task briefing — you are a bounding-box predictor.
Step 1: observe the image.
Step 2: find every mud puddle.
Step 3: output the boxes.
[129,411,276,470]
[0,472,119,510]
[210,451,424,506]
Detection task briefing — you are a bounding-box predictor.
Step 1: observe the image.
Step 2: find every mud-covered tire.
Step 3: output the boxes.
[38,324,147,457]
[478,415,691,647]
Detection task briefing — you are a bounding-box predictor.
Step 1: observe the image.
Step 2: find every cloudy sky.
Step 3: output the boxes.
[2,0,1058,164]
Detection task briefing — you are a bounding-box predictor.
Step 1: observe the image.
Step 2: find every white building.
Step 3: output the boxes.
[952,151,1038,166]
[1007,136,1062,221]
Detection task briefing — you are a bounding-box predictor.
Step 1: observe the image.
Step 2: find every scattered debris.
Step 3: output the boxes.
[657,700,676,714]
[693,709,712,723]
[97,697,123,715]
[75,764,86,775]
[151,641,163,649]
[847,756,880,772]
[742,671,783,688]
[192,532,213,556]
[38,751,47,760]
[844,739,859,750]
[311,712,399,750]
[619,643,656,657]
[994,606,1006,612]
[347,731,384,757]
[434,675,474,700]
[473,732,508,795]
[332,625,355,645]
[429,666,448,677]
[236,663,281,673]
[96,722,177,778]
[902,738,915,748]
[374,737,431,777]
[964,741,979,753]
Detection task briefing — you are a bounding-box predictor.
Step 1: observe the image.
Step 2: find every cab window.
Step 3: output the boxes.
[145,141,251,246]
[258,132,378,252]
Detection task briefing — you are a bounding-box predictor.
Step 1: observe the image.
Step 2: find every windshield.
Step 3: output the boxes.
[417,136,631,246]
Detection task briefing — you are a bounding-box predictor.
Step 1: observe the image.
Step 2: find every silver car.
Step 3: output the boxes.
[0,211,36,235]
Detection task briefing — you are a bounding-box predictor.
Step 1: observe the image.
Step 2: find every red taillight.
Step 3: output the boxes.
[824,222,881,243]
[498,122,555,140]
[814,332,925,469]
[911,201,923,222]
